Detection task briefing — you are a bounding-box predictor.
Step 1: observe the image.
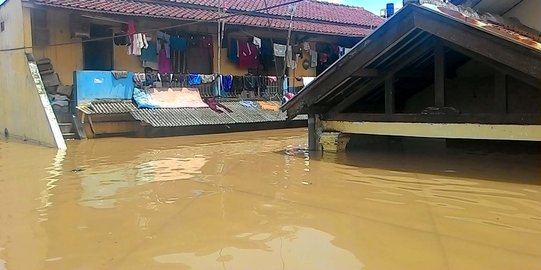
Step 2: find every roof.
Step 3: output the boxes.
[81,100,307,127]
[26,0,383,37]
[282,1,541,118]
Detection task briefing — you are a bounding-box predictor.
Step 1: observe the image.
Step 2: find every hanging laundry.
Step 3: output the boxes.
[187,74,202,85]
[253,36,262,48]
[302,42,310,51]
[229,39,238,63]
[114,33,129,46]
[214,75,222,96]
[291,45,303,59]
[232,76,244,92]
[310,50,318,67]
[128,33,148,56]
[127,19,137,35]
[238,42,259,69]
[140,40,157,61]
[243,76,258,91]
[133,73,146,84]
[319,53,328,64]
[156,31,171,58]
[158,48,171,74]
[201,74,215,84]
[261,39,273,56]
[221,75,233,92]
[273,43,287,57]
[286,46,297,70]
[170,36,188,51]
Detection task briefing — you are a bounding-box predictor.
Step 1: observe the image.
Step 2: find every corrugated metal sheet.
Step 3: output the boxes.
[85,100,137,114]
[80,100,306,127]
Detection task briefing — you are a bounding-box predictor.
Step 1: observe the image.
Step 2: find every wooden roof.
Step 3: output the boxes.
[282,3,541,119]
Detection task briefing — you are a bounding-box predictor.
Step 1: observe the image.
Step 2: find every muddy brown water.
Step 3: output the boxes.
[0,129,540,270]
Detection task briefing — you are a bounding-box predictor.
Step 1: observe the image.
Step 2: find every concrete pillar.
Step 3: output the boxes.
[320,132,350,153]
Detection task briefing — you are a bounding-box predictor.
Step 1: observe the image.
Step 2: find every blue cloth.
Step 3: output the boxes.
[133,88,158,109]
[221,75,233,92]
[140,41,157,61]
[239,100,257,108]
[170,36,188,51]
[187,74,202,85]
[228,39,238,63]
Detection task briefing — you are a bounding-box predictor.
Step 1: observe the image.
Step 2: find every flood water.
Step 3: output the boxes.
[0,129,540,270]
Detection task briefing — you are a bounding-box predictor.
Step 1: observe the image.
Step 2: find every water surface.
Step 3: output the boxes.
[0,129,540,270]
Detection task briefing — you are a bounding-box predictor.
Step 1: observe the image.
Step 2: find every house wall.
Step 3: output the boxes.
[0,1,61,147]
[31,8,342,91]
[505,0,540,32]
[32,9,83,86]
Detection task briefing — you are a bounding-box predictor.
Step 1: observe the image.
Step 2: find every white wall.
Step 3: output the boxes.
[0,0,64,148]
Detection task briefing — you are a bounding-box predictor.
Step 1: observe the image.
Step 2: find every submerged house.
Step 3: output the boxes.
[282,0,541,152]
[0,0,383,148]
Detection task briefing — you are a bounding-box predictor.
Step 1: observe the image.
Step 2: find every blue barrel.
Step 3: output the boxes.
[386,3,395,17]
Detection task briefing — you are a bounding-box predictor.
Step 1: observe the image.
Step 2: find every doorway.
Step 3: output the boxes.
[83,24,113,70]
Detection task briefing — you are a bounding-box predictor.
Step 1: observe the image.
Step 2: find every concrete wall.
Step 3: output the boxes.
[505,0,540,32]
[32,9,83,86]
[0,1,62,147]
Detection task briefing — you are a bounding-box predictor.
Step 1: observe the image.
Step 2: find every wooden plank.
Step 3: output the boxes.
[494,71,508,113]
[385,75,395,114]
[352,68,381,77]
[324,113,541,125]
[413,8,541,80]
[434,41,445,107]
[322,121,541,141]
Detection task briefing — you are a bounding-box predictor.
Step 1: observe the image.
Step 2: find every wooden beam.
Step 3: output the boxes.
[325,113,541,125]
[352,69,381,77]
[322,121,541,141]
[385,75,395,114]
[434,41,445,107]
[326,38,437,116]
[494,71,508,114]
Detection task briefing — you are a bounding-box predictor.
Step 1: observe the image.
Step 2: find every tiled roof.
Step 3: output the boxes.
[28,0,381,37]
[154,0,384,27]
[80,100,306,127]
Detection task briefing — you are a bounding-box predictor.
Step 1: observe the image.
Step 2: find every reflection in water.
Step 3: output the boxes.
[0,130,540,270]
[154,226,363,270]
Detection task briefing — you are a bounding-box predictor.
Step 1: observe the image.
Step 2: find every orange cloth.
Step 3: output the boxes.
[257,101,280,112]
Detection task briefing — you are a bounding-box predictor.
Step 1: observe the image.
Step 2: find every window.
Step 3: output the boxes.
[0,21,4,32]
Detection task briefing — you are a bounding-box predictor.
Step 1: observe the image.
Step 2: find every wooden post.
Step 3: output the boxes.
[385,75,395,114]
[494,71,507,113]
[308,114,321,151]
[434,42,445,107]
